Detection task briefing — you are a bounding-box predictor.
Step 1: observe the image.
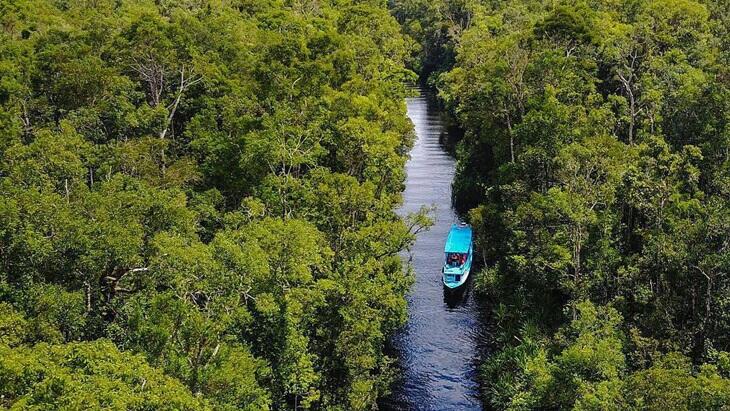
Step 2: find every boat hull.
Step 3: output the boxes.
[442,258,472,289]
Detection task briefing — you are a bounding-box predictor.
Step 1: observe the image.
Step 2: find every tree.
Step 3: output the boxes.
[435,0,730,408]
[0,0,419,409]
[0,340,211,410]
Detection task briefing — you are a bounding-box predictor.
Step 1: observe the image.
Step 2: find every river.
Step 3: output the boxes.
[381,88,486,410]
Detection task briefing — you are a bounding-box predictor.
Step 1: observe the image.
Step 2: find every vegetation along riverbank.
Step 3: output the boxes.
[0,1,432,409]
[394,0,730,408]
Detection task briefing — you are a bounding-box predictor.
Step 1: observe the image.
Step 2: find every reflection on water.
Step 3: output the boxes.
[444,279,473,310]
[380,89,485,411]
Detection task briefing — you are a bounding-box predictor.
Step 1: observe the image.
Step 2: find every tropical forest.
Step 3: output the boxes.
[0,0,728,410]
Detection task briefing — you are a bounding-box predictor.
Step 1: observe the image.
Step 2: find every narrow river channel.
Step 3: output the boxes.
[381,88,485,410]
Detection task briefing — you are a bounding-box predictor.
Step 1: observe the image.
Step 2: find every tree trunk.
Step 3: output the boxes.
[506,114,515,163]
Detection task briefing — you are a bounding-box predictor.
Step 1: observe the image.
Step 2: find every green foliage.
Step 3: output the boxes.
[391,0,481,83]
[428,0,730,407]
[0,340,210,410]
[0,0,425,409]
[483,302,730,410]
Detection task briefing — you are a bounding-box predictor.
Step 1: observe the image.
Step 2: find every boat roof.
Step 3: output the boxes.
[444,223,472,253]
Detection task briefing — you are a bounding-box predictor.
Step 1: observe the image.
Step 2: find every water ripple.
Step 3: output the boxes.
[380,89,485,411]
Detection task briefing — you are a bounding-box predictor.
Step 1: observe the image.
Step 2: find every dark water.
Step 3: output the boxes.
[381,89,485,410]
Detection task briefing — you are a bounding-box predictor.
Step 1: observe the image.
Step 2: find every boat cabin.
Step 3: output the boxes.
[446,252,467,267]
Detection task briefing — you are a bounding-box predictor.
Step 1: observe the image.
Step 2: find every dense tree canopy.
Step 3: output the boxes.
[2,0,728,408]
[397,0,730,408]
[0,0,427,409]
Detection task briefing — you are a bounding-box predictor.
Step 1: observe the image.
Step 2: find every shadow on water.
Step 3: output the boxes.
[443,277,472,310]
[379,87,489,411]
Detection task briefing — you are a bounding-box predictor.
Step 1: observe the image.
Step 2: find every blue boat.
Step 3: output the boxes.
[442,223,473,288]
